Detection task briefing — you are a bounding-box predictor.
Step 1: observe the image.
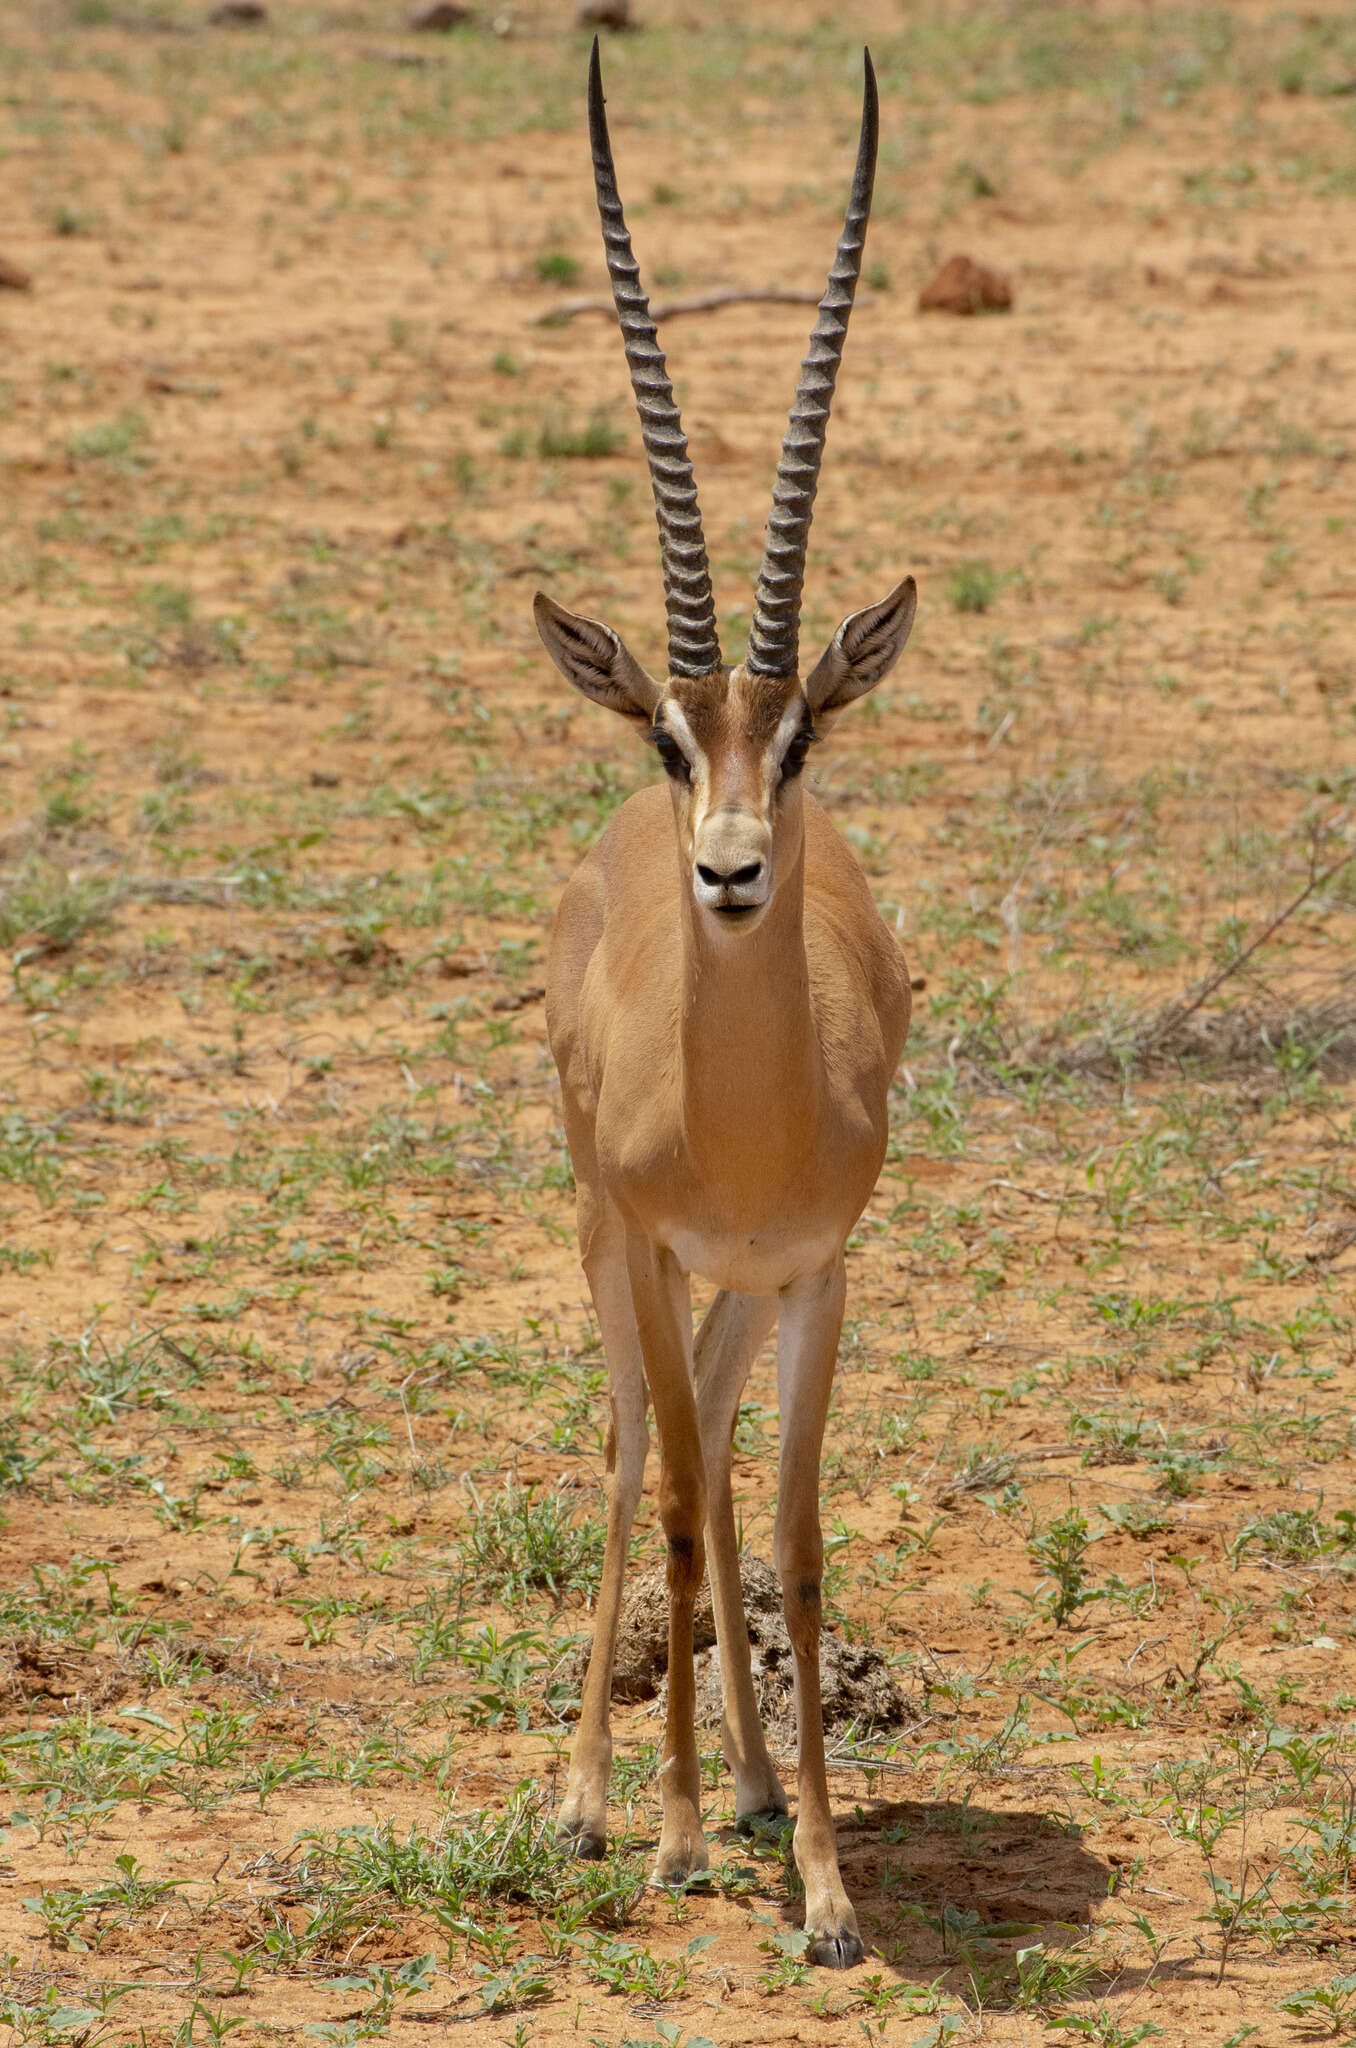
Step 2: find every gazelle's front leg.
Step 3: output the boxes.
[693,1289,787,1824]
[626,1232,709,1884]
[776,1259,860,1968]
[558,1226,649,1859]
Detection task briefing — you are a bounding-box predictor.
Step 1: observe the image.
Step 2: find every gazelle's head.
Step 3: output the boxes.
[535,42,916,937]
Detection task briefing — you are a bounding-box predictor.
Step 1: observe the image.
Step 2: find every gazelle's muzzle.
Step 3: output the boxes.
[692,808,772,916]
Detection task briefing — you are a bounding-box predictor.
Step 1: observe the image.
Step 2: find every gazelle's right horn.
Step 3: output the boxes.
[746,51,878,679]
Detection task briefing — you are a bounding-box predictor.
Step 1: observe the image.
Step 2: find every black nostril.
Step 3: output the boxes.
[697,860,764,889]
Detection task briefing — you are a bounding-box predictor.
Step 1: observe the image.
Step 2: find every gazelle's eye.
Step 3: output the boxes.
[778,716,819,783]
[649,722,692,786]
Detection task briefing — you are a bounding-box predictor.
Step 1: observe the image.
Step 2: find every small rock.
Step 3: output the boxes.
[408,0,470,27]
[208,0,267,21]
[438,950,483,979]
[490,983,545,1012]
[0,254,32,291]
[918,252,1012,316]
[577,0,631,29]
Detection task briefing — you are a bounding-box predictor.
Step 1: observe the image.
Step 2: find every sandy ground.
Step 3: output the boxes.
[1,3,1355,2044]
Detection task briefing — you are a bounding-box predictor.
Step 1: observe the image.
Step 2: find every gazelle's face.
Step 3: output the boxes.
[532,581,916,925]
[651,665,813,933]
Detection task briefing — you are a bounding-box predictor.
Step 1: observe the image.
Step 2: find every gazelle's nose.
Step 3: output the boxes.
[696,859,765,890]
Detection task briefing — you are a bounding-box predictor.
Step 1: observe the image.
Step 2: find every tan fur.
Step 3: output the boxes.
[546,659,911,1968]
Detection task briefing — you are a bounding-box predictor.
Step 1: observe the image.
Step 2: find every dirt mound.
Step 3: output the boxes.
[918,252,1013,314]
[4,1635,130,1710]
[573,1555,912,1737]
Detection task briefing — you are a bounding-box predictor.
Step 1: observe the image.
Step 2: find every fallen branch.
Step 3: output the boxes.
[531,284,872,327]
[124,873,246,906]
[1133,838,1356,1059]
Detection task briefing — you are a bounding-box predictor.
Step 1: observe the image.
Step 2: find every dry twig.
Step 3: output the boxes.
[531,284,876,327]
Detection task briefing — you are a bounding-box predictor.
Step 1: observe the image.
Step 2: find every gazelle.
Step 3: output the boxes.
[535,43,915,1968]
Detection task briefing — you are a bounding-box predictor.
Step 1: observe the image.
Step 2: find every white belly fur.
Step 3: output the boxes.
[662,1222,841,1296]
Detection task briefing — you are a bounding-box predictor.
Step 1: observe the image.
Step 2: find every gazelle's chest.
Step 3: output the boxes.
[595,1080,882,1294]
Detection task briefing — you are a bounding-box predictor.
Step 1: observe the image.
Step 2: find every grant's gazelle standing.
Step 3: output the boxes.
[536,43,915,1967]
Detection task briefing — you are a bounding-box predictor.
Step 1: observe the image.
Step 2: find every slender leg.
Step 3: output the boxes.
[775,1259,861,1969]
[626,1232,709,1884]
[693,1289,787,1824]
[557,1223,649,1858]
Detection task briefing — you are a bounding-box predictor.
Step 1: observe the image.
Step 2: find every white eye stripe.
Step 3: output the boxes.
[661,700,701,770]
[773,700,807,755]
[766,698,810,779]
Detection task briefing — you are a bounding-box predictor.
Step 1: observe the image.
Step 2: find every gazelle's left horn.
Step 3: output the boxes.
[588,38,723,679]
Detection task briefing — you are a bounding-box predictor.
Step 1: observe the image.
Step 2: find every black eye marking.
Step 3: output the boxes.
[647,714,692,785]
[778,710,819,783]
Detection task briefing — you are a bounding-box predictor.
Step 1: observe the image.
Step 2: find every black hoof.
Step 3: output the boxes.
[809,1929,863,1970]
[556,1825,606,1861]
[736,1806,791,1841]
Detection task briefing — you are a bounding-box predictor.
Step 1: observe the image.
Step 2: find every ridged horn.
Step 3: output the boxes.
[746,50,878,678]
[587,39,723,679]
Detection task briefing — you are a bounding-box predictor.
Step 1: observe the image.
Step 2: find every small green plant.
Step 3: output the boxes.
[569,1932,714,1999]
[534,250,579,286]
[536,411,625,460]
[306,1954,436,2042]
[1233,1506,1353,1565]
[1050,2011,1162,2044]
[1278,1971,1356,2035]
[65,410,148,466]
[1028,1506,1100,1627]
[946,560,1001,612]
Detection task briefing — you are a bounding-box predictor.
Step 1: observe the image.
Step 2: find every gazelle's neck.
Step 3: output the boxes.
[676,827,821,1166]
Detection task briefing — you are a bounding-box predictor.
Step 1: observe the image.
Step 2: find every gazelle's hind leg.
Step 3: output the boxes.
[557,1220,648,1859]
[693,1289,786,1824]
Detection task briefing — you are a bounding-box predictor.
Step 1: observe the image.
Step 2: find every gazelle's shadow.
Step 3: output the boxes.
[727,1793,1110,1973]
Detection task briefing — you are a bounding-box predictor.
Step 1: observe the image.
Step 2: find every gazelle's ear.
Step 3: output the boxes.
[534,593,661,726]
[804,576,916,721]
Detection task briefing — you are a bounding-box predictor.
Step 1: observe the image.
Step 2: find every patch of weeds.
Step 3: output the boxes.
[282,1784,619,1959]
[1233,1506,1354,1566]
[0,1110,66,1205]
[1050,2012,1162,2044]
[0,859,118,954]
[534,250,580,286]
[1278,1972,1356,2035]
[568,1931,714,1999]
[65,410,150,469]
[458,1479,606,1605]
[306,1954,436,2042]
[454,1623,572,1729]
[471,1954,552,2014]
[1100,1499,1172,1539]
[24,1851,182,1952]
[946,561,1002,613]
[0,1985,130,2043]
[536,411,625,460]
